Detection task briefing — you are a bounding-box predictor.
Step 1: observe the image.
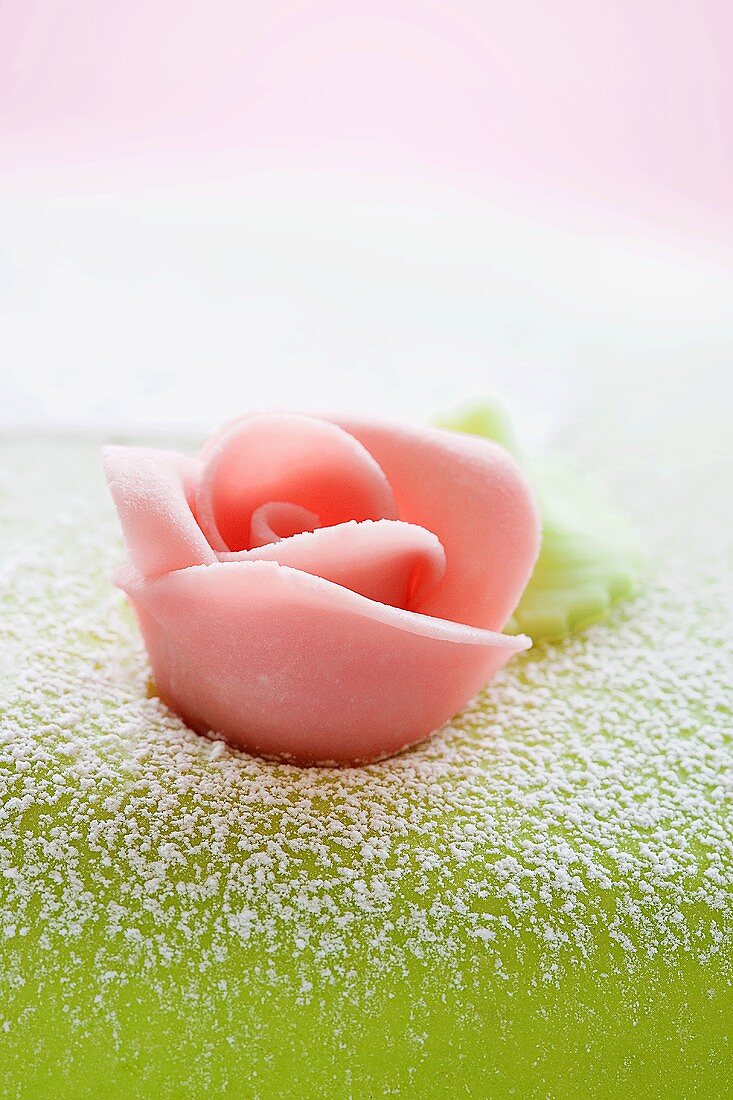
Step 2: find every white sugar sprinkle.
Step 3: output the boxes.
[0,430,732,1020]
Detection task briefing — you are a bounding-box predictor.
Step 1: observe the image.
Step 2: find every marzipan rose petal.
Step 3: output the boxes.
[105,412,541,763]
[248,502,320,548]
[220,519,446,609]
[200,414,541,631]
[117,561,530,766]
[102,446,216,578]
[195,414,398,552]
[328,418,541,632]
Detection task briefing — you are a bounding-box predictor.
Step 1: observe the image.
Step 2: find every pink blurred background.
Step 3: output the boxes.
[1,1,731,434]
[2,0,730,241]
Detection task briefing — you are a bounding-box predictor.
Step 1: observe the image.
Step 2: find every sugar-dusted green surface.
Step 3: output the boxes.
[1,430,732,1100]
[436,402,644,640]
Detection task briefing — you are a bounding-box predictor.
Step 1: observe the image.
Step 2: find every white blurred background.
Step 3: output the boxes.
[1,3,732,447]
[3,173,732,446]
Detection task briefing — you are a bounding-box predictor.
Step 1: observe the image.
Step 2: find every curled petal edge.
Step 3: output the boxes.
[102,445,216,577]
[117,559,530,766]
[330,417,542,633]
[220,518,447,610]
[195,413,398,552]
[198,413,542,632]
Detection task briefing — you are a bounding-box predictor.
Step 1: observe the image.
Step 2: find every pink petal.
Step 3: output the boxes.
[327,418,541,632]
[222,519,446,609]
[102,446,216,577]
[249,501,320,548]
[195,414,398,552]
[118,561,529,766]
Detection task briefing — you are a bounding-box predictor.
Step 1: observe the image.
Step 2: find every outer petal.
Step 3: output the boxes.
[195,414,398,552]
[222,519,446,609]
[102,446,216,577]
[328,418,541,632]
[118,561,529,766]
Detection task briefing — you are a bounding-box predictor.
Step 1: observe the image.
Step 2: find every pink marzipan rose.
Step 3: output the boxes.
[103,413,540,765]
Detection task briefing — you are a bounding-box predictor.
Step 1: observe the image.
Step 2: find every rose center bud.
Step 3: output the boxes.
[249,502,320,549]
[194,414,399,554]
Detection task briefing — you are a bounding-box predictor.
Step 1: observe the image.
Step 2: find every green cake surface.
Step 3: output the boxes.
[1,417,732,1099]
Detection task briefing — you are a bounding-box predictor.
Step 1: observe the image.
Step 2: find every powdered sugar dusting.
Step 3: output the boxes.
[0,431,732,1037]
